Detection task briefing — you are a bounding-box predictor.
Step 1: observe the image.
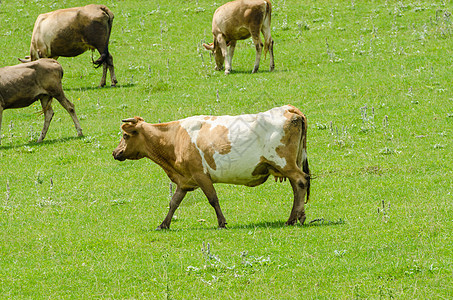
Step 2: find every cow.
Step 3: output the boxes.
[112,105,310,230]
[203,0,275,74]
[19,4,117,87]
[0,59,83,144]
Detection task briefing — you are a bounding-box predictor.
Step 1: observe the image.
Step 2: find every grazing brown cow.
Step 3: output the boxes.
[0,59,83,144]
[203,0,274,74]
[20,4,117,87]
[113,105,310,229]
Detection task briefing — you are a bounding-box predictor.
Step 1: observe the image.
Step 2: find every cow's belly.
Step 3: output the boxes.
[206,147,285,186]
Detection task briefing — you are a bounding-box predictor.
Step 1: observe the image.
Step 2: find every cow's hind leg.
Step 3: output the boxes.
[286,170,309,226]
[157,186,187,230]
[0,106,3,145]
[251,31,263,73]
[195,175,227,228]
[54,94,83,138]
[100,62,108,87]
[99,54,117,87]
[261,10,274,72]
[37,96,54,143]
[107,53,117,86]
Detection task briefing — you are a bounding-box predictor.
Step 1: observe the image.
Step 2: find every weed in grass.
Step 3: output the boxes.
[334,249,347,257]
[325,37,342,63]
[35,177,61,207]
[379,146,396,155]
[329,122,353,148]
[360,105,375,133]
[27,124,40,142]
[4,180,10,207]
[383,115,393,141]
[378,200,391,223]
[201,242,226,270]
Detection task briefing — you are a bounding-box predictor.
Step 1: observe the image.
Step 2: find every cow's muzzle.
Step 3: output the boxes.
[112,150,126,161]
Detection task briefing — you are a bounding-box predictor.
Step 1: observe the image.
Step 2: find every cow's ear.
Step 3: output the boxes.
[203,43,214,51]
[121,123,138,135]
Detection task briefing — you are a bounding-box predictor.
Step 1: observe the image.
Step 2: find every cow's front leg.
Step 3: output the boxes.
[196,175,227,228]
[157,186,187,230]
[216,35,229,75]
[37,96,54,143]
[55,94,83,138]
[226,40,237,74]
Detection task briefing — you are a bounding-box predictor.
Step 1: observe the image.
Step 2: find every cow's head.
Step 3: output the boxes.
[113,117,147,161]
[203,39,225,71]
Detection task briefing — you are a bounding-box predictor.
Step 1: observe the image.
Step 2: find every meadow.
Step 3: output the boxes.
[1,0,452,298]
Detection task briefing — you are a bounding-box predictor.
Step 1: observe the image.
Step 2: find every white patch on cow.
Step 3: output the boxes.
[180,106,291,185]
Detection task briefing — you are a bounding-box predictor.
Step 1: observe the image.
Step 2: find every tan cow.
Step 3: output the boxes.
[20,4,117,87]
[0,59,83,144]
[113,105,310,229]
[203,0,274,74]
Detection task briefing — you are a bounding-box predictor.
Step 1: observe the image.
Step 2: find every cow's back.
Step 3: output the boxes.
[0,59,63,109]
[180,106,296,185]
[213,0,269,39]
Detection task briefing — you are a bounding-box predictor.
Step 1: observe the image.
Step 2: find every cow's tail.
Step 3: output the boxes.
[262,0,272,59]
[297,112,310,203]
[92,5,114,68]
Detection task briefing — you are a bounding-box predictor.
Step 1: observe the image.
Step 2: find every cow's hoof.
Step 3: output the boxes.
[285,220,297,226]
[156,224,169,230]
[299,215,306,225]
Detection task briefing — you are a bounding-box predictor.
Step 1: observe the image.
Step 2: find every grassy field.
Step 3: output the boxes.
[1,0,452,298]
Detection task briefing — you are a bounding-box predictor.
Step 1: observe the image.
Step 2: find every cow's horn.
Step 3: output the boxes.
[122,118,138,124]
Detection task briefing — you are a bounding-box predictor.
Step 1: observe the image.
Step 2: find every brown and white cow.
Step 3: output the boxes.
[203,0,275,74]
[20,4,117,87]
[113,105,310,229]
[0,59,83,144]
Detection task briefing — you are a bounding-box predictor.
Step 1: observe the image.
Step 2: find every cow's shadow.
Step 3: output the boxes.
[227,69,281,75]
[0,135,84,150]
[64,83,135,92]
[149,218,345,232]
[228,218,345,230]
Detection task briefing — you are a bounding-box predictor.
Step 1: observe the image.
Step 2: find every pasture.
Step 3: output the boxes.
[1,0,452,298]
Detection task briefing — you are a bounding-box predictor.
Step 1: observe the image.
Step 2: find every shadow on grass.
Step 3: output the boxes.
[0,135,84,150]
[226,68,283,75]
[64,83,135,92]
[229,218,346,230]
[149,218,345,232]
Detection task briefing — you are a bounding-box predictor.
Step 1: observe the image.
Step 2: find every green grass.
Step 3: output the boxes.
[1,0,452,298]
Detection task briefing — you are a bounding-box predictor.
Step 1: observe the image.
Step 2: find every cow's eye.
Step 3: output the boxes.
[123,133,129,140]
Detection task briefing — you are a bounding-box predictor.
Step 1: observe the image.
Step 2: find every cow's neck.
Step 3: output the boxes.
[141,122,182,182]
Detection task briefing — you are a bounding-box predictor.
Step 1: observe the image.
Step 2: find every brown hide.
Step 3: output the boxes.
[0,59,83,144]
[24,4,117,87]
[203,0,274,74]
